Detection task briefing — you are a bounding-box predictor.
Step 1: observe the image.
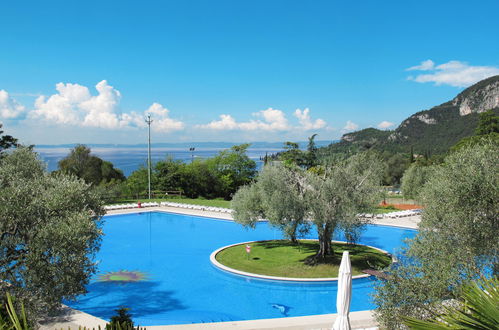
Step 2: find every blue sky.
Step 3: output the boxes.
[1,0,498,145]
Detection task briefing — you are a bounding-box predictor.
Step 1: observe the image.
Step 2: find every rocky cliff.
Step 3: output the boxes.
[452,75,499,115]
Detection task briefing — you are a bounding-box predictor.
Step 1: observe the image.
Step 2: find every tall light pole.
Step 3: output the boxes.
[189,147,195,163]
[145,114,153,200]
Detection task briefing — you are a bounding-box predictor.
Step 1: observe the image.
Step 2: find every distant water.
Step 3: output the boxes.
[35,146,284,177]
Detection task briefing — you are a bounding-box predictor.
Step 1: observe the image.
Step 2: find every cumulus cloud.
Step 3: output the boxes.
[199,107,328,132]
[294,108,327,130]
[406,60,499,87]
[343,120,358,131]
[28,80,184,132]
[145,103,184,132]
[377,121,394,129]
[80,80,122,129]
[199,108,290,131]
[0,90,25,119]
[201,114,239,130]
[30,80,118,126]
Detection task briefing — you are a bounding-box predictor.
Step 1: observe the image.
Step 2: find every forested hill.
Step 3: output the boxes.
[324,75,499,155]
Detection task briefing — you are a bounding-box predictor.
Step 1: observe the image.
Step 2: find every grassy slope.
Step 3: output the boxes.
[216,240,391,278]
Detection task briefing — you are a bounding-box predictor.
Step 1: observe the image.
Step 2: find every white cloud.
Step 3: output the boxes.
[294,108,327,130]
[80,80,122,129]
[28,80,184,132]
[145,103,184,132]
[30,81,114,126]
[343,120,358,131]
[198,108,290,131]
[0,90,25,119]
[406,60,499,87]
[199,107,329,132]
[249,108,290,131]
[377,121,394,129]
[201,114,239,130]
[406,59,435,71]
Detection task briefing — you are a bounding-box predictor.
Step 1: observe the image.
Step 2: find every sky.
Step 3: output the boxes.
[1,0,499,145]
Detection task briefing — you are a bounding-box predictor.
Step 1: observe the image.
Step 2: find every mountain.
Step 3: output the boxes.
[327,75,499,155]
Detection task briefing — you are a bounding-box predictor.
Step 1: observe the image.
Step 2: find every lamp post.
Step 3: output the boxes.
[189,147,195,163]
[145,114,153,200]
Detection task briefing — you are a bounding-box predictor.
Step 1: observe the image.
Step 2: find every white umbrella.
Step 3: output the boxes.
[333,251,352,330]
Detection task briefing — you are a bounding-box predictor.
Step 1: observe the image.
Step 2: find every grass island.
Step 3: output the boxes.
[215,240,392,278]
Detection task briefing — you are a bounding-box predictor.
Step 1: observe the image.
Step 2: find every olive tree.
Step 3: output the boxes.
[232,163,310,242]
[400,163,433,200]
[0,148,105,317]
[232,152,384,259]
[373,142,499,329]
[306,152,384,260]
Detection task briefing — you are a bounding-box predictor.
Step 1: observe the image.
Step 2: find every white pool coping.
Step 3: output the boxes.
[40,206,420,330]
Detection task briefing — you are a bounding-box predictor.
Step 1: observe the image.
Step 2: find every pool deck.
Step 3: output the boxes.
[40,206,420,330]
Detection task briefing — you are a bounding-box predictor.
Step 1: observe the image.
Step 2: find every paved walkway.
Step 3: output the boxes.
[40,206,421,330]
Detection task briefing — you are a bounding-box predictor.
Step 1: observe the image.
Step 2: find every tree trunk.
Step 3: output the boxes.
[316,223,333,259]
[289,220,299,243]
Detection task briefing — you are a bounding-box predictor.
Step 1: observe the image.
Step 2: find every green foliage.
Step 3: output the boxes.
[475,109,499,135]
[383,153,410,185]
[58,145,125,186]
[207,144,257,199]
[231,184,264,229]
[400,163,434,200]
[452,109,499,152]
[123,166,148,199]
[109,307,134,329]
[233,152,384,261]
[232,163,309,242]
[319,128,391,156]
[451,132,499,152]
[154,157,184,192]
[127,144,256,200]
[0,148,105,317]
[180,159,219,198]
[373,142,499,329]
[279,141,307,167]
[0,124,18,155]
[403,277,499,330]
[0,293,31,330]
[306,134,319,168]
[306,152,384,259]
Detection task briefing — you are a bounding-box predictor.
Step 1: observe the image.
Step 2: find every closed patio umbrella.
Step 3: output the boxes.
[333,251,352,330]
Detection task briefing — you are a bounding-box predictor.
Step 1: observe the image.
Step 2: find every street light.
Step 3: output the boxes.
[145,114,153,200]
[189,147,195,163]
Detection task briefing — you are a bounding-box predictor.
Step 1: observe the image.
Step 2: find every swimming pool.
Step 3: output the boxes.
[66,211,416,326]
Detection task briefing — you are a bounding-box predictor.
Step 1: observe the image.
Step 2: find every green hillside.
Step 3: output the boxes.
[323,75,499,156]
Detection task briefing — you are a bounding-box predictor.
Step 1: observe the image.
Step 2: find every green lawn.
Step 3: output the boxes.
[216,240,392,278]
[113,197,231,208]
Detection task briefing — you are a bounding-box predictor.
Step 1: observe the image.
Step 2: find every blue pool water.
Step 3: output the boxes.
[66,211,416,325]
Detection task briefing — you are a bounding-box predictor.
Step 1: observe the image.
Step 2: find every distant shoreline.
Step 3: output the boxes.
[35,140,337,149]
